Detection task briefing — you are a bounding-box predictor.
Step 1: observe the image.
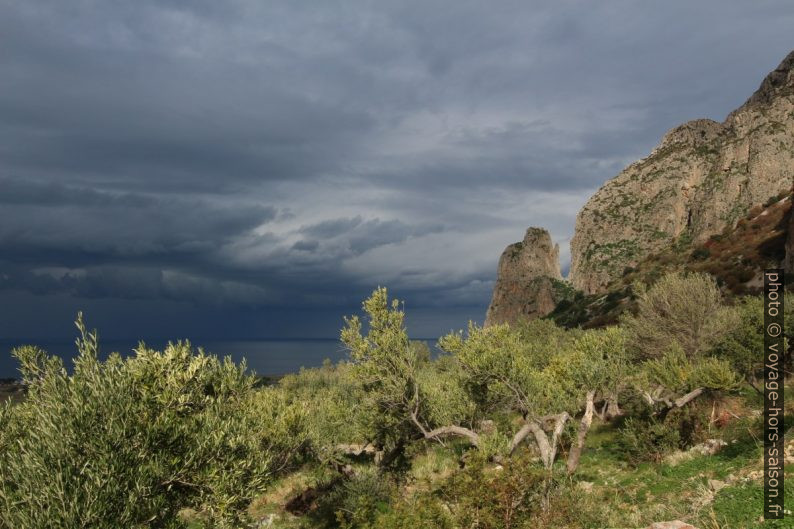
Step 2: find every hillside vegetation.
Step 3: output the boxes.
[1,273,792,528]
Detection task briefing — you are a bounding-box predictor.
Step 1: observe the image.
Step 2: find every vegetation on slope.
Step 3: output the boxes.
[1,273,793,528]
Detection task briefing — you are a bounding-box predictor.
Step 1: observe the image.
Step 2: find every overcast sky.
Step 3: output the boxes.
[1,0,792,353]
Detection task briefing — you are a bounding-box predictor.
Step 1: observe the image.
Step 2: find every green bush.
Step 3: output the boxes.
[618,417,680,465]
[664,402,710,448]
[370,494,452,529]
[340,287,420,459]
[307,468,395,529]
[278,362,369,463]
[442,453,547,529]
[0,315,308,529]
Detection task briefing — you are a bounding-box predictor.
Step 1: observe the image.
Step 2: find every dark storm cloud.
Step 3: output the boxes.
[0,176,277,268]
[1,0,792,345]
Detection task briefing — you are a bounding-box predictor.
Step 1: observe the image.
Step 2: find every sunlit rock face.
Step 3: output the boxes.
[485,227,562,326]
[570,50,794,294]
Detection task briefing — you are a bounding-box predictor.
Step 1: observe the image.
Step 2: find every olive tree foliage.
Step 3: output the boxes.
[341,287,421,453]
[711,296,764,389]
[439,320,580,415]
[340,288,483,460]
[438,321,627,472]
[546,327,629,473]
[340,289,622,474]
[0,314,308,529]
[278,361,372,464]
[623,273,741,412]
[414,355,479,437]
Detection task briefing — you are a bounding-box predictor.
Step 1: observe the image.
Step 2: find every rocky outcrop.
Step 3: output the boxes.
[571,50,794,294]
[485,228,562,326]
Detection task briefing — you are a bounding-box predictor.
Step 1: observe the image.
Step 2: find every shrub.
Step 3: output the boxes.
[622,272,738,360]
[310,468,395,529]
[664,399,716,448]
[370,493,452,529]
[0,315,307,528]
[711,296,764,386]
[340,287,420,458]
[278,362,369,462]
[442,453,547,529]
[618,417,680,465]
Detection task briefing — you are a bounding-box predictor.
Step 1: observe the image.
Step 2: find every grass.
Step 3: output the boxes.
[545,412,789,528]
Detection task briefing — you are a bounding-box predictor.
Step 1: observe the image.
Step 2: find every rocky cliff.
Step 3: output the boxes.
[570,50,794,294]
[485,228,563,326]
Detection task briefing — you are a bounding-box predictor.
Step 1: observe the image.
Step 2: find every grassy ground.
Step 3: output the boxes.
[566,419,793,528]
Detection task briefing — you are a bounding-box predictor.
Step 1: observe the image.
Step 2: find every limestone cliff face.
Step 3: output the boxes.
[570,51,794,294]
[485,227,562,326]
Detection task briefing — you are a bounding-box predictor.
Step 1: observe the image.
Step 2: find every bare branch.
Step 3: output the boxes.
[673,387,704,408]
[409,382,479,446]
[422,425,480,446]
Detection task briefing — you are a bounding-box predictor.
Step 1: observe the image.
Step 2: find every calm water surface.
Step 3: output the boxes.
[0,339,352,379]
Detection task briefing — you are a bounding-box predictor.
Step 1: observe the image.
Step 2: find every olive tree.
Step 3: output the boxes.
[0,314,308,528]
[341,287,485,466]
[547,327,629,474]
[637,343,740,418]
[437,320,626,473]
[344,289,626,474]
[438,322,569,468]
[711,295,793,391]
[277,361,371,466]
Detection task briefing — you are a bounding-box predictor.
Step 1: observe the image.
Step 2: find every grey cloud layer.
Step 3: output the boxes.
[1,0,792,339]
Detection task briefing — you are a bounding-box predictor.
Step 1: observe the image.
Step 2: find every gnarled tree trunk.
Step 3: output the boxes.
[516,413,569,470]
[566,390,595,475]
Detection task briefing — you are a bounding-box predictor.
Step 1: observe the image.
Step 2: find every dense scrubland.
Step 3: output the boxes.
[0,272,792,528]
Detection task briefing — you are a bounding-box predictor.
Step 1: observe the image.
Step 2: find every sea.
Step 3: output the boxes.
[0,339,346,380]
[0,338,438,380]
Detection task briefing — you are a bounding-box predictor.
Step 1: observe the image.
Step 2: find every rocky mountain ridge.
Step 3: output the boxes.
[549,191,790,329]
[487,50,794,326]
[570,50,794,294]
